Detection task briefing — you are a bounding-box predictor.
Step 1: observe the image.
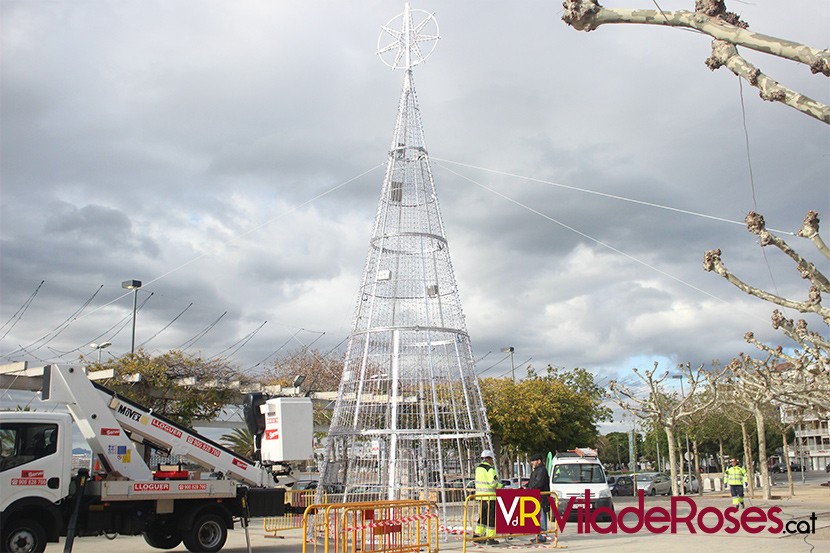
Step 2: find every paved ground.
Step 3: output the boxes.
[45,481,829,553]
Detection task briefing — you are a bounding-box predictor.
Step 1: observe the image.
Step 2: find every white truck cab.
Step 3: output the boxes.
[0,412,73,510]
[548,450,614,521]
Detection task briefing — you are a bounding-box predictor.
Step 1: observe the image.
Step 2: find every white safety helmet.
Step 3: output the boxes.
[481,449,495,459]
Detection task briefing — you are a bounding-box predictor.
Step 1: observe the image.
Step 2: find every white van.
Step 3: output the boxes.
[548,451,614,521]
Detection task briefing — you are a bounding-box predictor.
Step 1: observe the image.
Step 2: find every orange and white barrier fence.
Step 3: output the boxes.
[302,499,439,553]
[264,489,323,537]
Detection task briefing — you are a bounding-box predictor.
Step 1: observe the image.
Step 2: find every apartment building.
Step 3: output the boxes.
[781,406,830,471]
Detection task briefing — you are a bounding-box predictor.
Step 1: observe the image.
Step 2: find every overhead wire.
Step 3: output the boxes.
[650,0,707,36]
[297,333,349,395]
[36,164,385,328]
[0,285,104,360]
[493,357,533,380]
[738,76,780,297]
[321,335,350,358]
[268,331,328,372]
[248,327,328,370]
[137,164,385,292]
[138,302,194,348]
[651,0,671,23]
[0,161,379,394]
[655,0,780,307]
[177,311,227,350]
[15,345,51,364]
[0,280,44,341]
[249,329,305,370]
[49,293,155,361]
[1,164,381,368]
[209,321,268,360]
[477,353,512,376]
[431,157,793,235]
[434,161,730,305]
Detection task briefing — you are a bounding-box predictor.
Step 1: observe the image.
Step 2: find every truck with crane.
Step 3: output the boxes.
[0,364,313,553]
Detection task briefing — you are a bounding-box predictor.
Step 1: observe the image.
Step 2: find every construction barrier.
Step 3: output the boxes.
[461,492,560,553]
[264,489,323,537]
[302,499,439,553]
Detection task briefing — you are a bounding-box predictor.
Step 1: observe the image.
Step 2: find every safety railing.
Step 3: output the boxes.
[302,499,439,553]
[461,491,560,552]
[264,489,323,537]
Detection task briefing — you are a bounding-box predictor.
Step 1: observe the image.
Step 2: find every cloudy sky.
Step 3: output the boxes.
[2,1,828,410]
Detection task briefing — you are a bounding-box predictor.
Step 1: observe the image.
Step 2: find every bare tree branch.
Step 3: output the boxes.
[705,210,830,413]
[561,1,830,124]
[704,212,830,324]
[706,40,829,124]
[798,211,830,261]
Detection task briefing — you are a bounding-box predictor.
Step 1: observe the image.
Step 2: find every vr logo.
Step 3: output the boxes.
[495,489,549,534]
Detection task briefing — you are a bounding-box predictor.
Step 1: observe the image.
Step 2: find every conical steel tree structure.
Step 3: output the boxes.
[319,5,492,510]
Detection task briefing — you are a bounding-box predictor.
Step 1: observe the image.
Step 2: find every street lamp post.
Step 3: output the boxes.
[501,347,515,382]
[672,374,693,482]
[122,279,142,355]
[89,341,112,363]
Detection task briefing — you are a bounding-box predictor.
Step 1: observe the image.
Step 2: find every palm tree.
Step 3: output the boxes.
[220,427,255,458]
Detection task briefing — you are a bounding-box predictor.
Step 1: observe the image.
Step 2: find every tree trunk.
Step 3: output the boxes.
[665,426,679,496]
[678,436,686,495]
[719,439,725,474]
[655,432,664,472]
[493,435,503,475]
[740,421,755,498]
[782,433,794,497]
[753,405,771,499]
[693,438,703,497]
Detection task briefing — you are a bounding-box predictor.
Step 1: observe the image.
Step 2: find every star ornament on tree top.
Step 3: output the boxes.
[377,3,439,70]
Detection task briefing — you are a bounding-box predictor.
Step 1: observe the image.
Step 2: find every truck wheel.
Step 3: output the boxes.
[1,518,47,553]
[142,525,182,550]
[182,513,227,553]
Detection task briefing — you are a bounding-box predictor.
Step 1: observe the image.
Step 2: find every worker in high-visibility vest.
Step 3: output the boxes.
[724,458,748,509]
[474,450,503,544]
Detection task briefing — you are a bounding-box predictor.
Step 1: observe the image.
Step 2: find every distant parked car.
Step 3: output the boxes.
[641,473,672,496]
[509,477,529,488]
[609,475,635,496]
[678,475,700,493]
[349,485,384,500]
[445,477,475,501]
[633,472,659,493]
[447,477,473,489]
[293,479,319,490]
[770,463,788,474]
[288,479,344,495]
